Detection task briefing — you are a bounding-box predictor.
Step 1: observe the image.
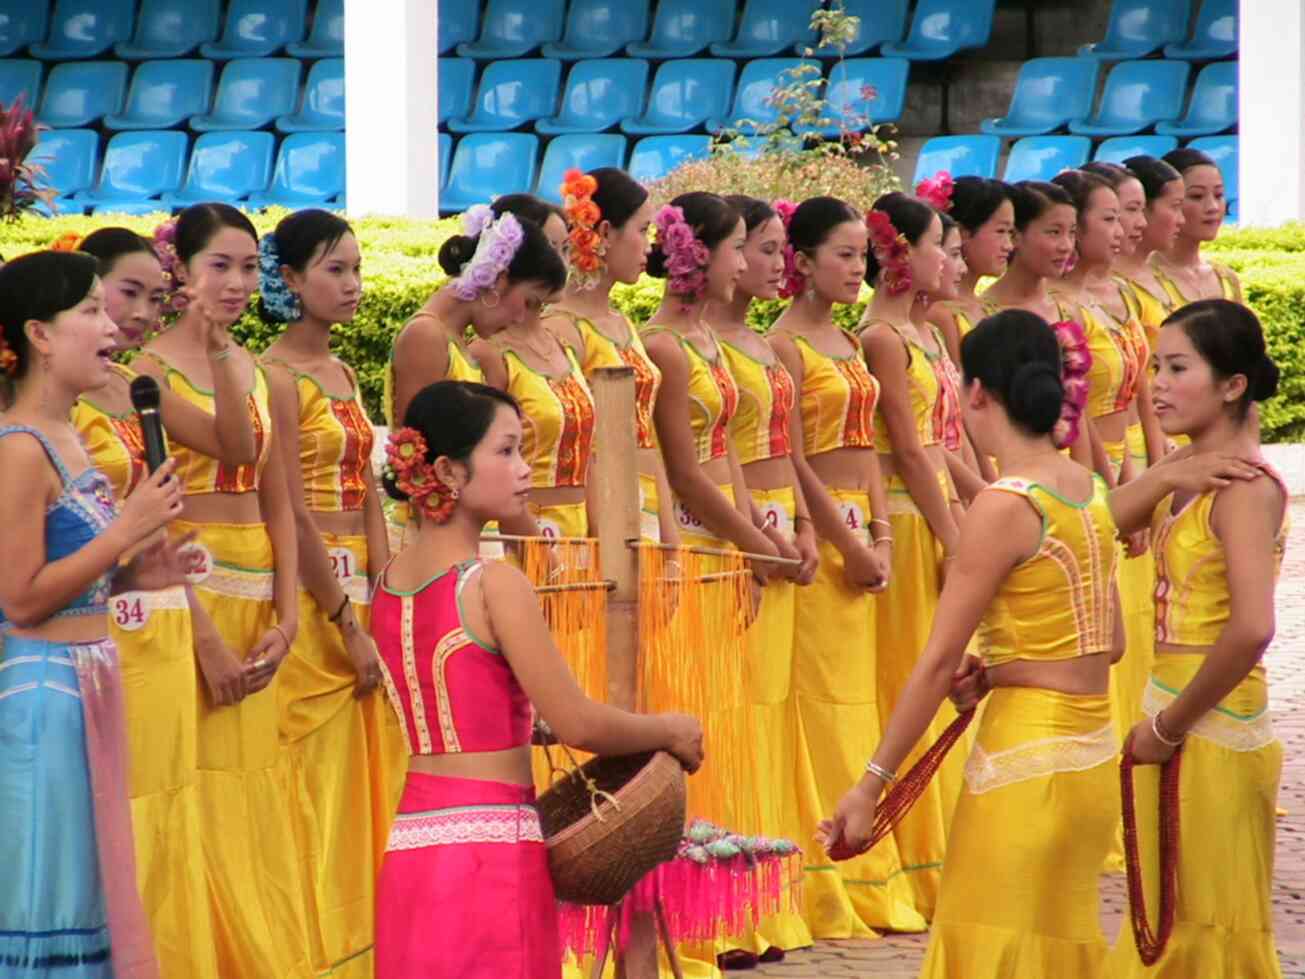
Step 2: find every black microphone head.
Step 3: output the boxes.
[129,374,162,412]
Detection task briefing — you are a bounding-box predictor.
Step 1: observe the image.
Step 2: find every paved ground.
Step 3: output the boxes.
[753,499,1305,979]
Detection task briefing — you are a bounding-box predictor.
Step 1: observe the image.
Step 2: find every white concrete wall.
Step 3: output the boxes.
[1239,0,1305,227]
[344,0,439,218]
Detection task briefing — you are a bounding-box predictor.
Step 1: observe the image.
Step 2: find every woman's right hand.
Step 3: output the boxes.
[661,713,705,773]
[115,459,184,548]
[843,542,887,593]
[195,630,248,707]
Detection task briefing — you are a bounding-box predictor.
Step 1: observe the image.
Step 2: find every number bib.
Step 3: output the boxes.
[537,518,563,541]
[112,595,149,632]
[180,541,214,584]
[759,500,793,540]
[838,500,870,542]
[674,500,707,534]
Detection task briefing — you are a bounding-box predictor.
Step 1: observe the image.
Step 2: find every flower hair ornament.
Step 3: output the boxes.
[914,171,955,213]
[48,231,83,252]
[451,206,524,302]
[653,205,710,307]
[865,209,913,297]
[0,333,16,377]
[384,427,459,524]
[152,218,188,315]
[561,169,605,291]
[772,199,805,300]
[258,233,302,322]
[1050,319,1093,450]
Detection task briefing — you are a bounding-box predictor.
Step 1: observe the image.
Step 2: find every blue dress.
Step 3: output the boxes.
[0,425,119,978]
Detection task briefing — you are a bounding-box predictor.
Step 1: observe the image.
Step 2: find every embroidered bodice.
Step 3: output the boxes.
[720,338,794,466]
[565,312,661,451]
[502,339,596,489]
[776,331,878,456]
[641,326,739,465]
[1082,289,1148,418]
[861,320,943,454]
[72,363,147,500]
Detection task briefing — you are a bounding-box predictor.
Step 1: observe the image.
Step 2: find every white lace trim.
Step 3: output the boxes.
[1142,681,1277,752]
[964,721,1119,795]
[385,804,543,852]
[196,565,275,601]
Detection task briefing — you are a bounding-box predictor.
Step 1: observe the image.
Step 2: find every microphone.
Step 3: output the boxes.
[129,375,170,474]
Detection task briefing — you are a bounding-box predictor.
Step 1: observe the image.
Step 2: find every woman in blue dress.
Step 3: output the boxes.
[0,250,193,978]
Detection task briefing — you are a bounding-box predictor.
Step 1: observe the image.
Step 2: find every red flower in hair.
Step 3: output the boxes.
[772,199,805,300]
[1049,319,1093,449]
[866,209,913,297]
[915,171,955,213]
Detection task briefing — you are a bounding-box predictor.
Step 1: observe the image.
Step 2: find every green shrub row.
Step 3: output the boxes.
[4,213,1305,441]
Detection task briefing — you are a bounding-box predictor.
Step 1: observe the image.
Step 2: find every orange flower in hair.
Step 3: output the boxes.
[561,168,607,291]
[384,427,458,524]
[49,231,82,252]
[0,335,16,377]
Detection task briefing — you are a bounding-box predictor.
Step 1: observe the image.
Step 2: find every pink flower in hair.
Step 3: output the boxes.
[1050,319,1093,449]
[915,171,955,213]
[654,205,711,306]
[772,199,805,300]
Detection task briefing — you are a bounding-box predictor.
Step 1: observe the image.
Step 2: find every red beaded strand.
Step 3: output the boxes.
[1120,738,1183,965]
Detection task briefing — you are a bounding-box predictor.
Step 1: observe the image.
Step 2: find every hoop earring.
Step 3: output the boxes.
[481,288,501,310]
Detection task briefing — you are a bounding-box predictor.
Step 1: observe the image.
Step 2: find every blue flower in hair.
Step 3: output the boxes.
[258,233,302,322]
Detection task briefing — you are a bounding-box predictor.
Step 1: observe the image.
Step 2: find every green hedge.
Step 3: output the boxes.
[4,213,1305,441]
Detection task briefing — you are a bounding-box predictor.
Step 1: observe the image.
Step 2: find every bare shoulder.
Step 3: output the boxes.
[1212,473,1285,534]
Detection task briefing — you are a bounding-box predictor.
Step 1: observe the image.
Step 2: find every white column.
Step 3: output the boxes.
[344,0,439,218]
[1239,0,1305,227]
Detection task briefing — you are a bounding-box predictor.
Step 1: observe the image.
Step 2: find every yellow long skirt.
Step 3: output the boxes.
[174,519,315,979]
[792,488,925,938]
[277,531,409,978]
[874,472,966,919]
[920,687,1118,977]
[111,587,219,978]
[1108,654,1283,978]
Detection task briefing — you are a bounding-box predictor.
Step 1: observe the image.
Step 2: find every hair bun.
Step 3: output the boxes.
[1252,356,1280,402]
[645,243,669,279]
[437,234,476,277]
[1008,361,1064,434]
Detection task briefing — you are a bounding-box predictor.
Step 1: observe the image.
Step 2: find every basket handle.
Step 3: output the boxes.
[541,733,623,823]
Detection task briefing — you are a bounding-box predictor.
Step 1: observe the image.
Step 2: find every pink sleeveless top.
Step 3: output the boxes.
[372,558,532,755]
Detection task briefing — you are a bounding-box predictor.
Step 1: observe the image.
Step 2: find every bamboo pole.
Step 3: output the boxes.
[532,579,616,595]
[627,537,803,567]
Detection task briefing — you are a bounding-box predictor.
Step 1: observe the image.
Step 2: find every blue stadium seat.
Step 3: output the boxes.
[0,1,48,58]
[201,0,306,59]
[705,58,819,135]
[105,60,214,131]
[37,62,128,129]
[628,134,712,183]
[115,0,221,59]
[29,129,99,214]
[535,134,627,203]
[276,57,343,132]
[162,130,276,207]
[1165,0,1236,60]
[288,0,343,57]
[536,59,648,135]
[247,131,345,207]
[31,0,134,60]
[75,130,187,214]
[191,58,301,132]
[881,0,996,62]
[439,59,476,128]
[1002,135,1092,182]
[542,0,650,60]
[0,60,41,108]
[439,132,452,189]
[447,59,562,134]
[799,58,909,138]
[1093,135,1178,163]
[622,59,735,136]
[710,0,820,58]
[912,135,1001,182]
[811,0,909,57]
[1069,60,1191,137]
[457,0,565,59]
[1188,134,1237,221]
[626,0,734,59]
[981,58,1100,137]
[440,132,539,215]
[438,0,480,55]
[1079,0,1191,60]
[1156,61,1236,138]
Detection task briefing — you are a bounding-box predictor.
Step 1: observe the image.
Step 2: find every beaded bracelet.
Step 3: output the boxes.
[1151,710,1185,747]
[328,593,350,623]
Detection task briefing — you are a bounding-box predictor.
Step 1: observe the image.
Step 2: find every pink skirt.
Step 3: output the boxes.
[376,772,561,979]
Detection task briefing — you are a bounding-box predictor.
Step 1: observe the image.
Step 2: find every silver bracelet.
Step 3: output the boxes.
[1151,710,1185,747]
[865,760,897,783]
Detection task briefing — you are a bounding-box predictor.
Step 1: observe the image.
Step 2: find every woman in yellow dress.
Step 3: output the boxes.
[134,203,312,978]
[258,209,408,978]
[856,192,965,919]
[1109,299,1286,979]
[72,227,256,978]
[1153,148,1243,307]
[1117,156,1186,350]
[822,309,1250,977]
[768,196,921,938]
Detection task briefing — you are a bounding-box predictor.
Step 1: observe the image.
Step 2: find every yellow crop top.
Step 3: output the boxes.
[720,339,794,466]
[1152,258,1240,310]
[641,326,739,465]
[776,331,877,457]
[264,359,374,512]
[1152,466,1289,647]
[1082,287,1149,419]
[136,353,271,495]
[502,341,595,489]
[860,321,943,454]
[930,329,964,453]
[565,312,661,451]
[1123,278,1172,353]
[977,475,1119,666]
[72,363,148,501]
[382,315,484,427]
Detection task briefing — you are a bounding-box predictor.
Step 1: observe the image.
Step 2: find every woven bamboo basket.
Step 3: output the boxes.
[536,749,687,906]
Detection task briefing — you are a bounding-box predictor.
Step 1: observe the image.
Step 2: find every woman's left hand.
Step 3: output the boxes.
[818,782,879,862]
[245,625,293,694]
[1125,717,1179,766]
[794,523,819,586]
[123,531,199,592]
